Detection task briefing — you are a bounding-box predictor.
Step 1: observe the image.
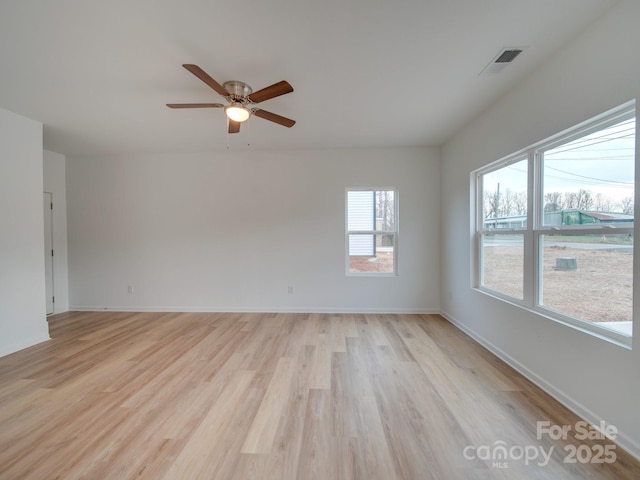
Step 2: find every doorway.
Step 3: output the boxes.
[44,192,54,315]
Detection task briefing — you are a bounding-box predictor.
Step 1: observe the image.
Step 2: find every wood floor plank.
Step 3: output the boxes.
[0,311,638,479]
[161,369,256,479]
[295,388,340,480]
[417,314,520,391]
[241,356,296,454]
[257,347,312,480]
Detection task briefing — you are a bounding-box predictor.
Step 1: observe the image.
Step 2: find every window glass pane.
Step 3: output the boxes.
[347,190,375,230]
[375,190,395,231]
[347,190,395,231]
[481,233,524,299]
[482,159,528,230]
[539,234,633,336]
[542,117,635,226]
[348,234,394,273]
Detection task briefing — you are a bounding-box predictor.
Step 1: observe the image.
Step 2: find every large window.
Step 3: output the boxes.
[474,101,636,346]
[346,189,397,275]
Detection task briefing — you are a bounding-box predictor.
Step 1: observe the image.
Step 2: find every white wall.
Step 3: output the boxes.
[441,0,640,458]
[0,107,49,357]
[67,147,440,313]
[43,149,69,313]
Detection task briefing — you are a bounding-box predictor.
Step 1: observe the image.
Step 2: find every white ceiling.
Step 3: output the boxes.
[0,0,616,156]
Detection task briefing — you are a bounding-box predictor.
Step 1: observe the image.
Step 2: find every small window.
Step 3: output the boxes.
[346,189,397,275]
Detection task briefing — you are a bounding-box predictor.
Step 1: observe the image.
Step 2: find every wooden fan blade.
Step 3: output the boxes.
[166,103,224,108]
[247,81,293,103]
[253,109,296,128]
[182,64,229,97]
[228,119,241,134]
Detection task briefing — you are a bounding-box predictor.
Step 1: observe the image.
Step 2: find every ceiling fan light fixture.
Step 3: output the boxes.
[225,103,250,122]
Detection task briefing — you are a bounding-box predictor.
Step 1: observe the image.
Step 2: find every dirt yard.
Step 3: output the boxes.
[350,244,632,323]
[483,245,633,322]
[349,252,394,273]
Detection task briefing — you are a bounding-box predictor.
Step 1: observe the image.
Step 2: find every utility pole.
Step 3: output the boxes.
[495,182,500,228]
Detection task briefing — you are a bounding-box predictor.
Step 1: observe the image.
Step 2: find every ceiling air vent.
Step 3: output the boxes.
[495,49,523,63]
[479,47,525,76]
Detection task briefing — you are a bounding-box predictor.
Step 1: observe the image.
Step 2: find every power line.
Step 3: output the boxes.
[544,165,633,186]
[545,154,634,161]
[545,126,635,156]
[498,162,633,187]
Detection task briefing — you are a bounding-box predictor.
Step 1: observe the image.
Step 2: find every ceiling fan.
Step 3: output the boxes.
[167,64,295,134]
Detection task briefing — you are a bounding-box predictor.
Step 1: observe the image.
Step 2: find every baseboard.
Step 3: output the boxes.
[69,305,439,315]
[439,309,640,462]
[0,334,51,359]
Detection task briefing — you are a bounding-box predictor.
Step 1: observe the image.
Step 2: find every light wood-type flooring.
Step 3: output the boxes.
[0,312,638,479]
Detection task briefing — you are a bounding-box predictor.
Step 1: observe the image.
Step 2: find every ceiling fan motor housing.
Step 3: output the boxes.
[223,80,252,102]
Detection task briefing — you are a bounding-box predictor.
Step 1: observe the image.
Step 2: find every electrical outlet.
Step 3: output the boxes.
[128,285,134,294]
[287,286,294,294]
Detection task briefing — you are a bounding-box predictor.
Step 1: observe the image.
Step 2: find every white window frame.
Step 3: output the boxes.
[346,188,398,276]
[473,100,636,348]
[475,155,530,303]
